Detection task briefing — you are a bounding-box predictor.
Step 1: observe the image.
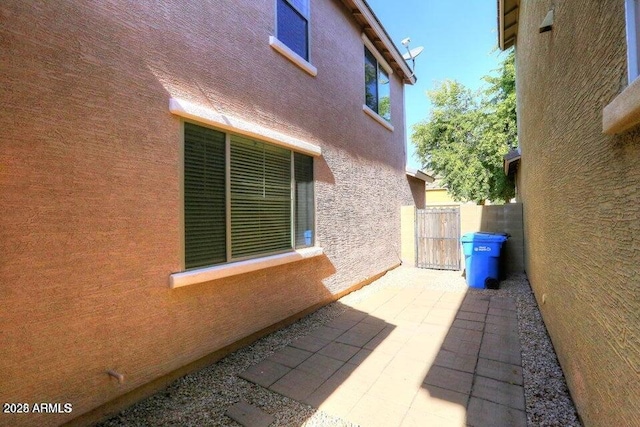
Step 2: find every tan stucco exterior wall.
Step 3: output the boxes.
[400,206,416,267]
[515,1,640,425]
[425,188,458,205]
[459,204,524,275]
[0,1,416,425]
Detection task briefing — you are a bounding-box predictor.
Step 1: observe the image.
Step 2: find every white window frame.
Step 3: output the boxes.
[182,123,316,265]
[362,34,394,130]
[169,98,322,287]
[603,0,640,133]
[271,0,316,76]
[625,0,640,82]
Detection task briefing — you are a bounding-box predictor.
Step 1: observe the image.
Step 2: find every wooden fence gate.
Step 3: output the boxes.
[416,206,461,270]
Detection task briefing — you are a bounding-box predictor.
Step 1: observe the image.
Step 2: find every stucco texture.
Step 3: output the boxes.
[0,1,415,425]
[515,0,639,425]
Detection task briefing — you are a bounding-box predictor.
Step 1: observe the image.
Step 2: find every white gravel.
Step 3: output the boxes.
[98,267,581,427]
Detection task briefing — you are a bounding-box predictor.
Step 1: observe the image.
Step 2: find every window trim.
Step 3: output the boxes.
[170,99,321,284]
[269,36,317,76]
[602,0,640,133]
[363,104,394,131]
[272,0,315,75]
[182,122,315,267]
[626,0,639,83]
[361,34,393,76]
[362,35,393,128]
[170,246,323,288]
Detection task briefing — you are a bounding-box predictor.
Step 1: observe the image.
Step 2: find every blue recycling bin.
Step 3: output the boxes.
[461,232,509,288]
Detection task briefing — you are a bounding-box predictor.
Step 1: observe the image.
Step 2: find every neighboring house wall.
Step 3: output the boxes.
[425,188,458,205]
[0,1,415,425]
[514,0,639,424]
[407,176,426,208]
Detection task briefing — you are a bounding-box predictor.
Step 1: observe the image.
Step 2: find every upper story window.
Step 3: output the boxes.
[364,46,391,122]
[626,0,640,82]
[184,122,315,270]
[277,0,310,61]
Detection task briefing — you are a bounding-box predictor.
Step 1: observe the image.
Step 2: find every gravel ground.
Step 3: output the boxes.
[98,267,581,427]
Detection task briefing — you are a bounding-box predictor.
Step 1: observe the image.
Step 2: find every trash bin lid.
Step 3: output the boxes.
[461,232,509,243]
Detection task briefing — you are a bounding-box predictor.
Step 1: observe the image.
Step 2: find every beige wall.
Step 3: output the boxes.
[516,0,640,425]
[400,206,416,267]
[459,204,525,276]
[401,204,524,273]
[425,188,458,205]
[0,1,415,425]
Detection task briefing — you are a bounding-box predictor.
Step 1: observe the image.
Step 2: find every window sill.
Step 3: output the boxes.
[363,105,394,131]
[603,77,640,134]
[269,36,317,77]
[169,247,324,289]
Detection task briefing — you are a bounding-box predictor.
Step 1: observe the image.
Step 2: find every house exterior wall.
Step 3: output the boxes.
[515,0,640,425]
[407,176,426,208]
[0,1,414,425]
[400,206,416,267]
[425,188,458,205]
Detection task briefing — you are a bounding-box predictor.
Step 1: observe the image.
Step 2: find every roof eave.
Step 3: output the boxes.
[406,167,435,183]
[498,0,519,51]
[342,0,417,84]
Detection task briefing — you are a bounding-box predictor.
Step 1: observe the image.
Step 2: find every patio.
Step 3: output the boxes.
[233,275,524,426]
[100,267,580,427]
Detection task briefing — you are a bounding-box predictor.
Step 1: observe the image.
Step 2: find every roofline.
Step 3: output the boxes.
[497,0,518,51]
[406,167,435,183]
[503,154,521,175]
[498,0,506,50]
[344,0,417,84]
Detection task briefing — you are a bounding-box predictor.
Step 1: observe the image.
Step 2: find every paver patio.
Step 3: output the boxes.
[238,279,526,427]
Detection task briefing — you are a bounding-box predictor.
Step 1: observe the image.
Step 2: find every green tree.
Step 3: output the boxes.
[412,50,516,204]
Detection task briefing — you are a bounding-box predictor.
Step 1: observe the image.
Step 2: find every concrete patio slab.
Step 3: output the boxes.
[237,270,527,426]
[467,397,527,427]
[238,359,291,388]
[225,401,275,427]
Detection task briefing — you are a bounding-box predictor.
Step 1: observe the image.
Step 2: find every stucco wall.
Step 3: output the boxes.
[407,176,426,209]
[0,1,414,425]
[459,204,524,276]
[400,206,416,267]
[516,1,640,425]
[425,188,458,205]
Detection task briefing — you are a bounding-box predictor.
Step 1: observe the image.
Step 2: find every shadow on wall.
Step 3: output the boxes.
[460,203,525,277]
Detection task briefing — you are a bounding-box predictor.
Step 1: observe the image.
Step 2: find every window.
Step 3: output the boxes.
[277,0,310,61]
[184,122,314,270]
[626,0,640,82]
[364,46,391,121]
[603,0,640,134]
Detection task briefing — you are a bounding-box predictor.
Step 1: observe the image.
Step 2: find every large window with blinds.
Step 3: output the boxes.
[184,122,315,270]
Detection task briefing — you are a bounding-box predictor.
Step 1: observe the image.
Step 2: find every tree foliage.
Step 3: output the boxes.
[412,50,516,204]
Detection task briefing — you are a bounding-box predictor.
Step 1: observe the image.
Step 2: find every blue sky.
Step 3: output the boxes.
[366,0,507,169]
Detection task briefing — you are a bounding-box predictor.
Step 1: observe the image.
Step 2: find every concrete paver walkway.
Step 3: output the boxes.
[239,278,526,427]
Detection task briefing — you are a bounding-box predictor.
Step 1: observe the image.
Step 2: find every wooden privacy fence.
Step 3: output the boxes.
[416,206,461,270]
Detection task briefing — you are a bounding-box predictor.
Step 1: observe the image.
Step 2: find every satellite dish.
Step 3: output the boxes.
[400,37,424,79]
[402,46,424,61]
